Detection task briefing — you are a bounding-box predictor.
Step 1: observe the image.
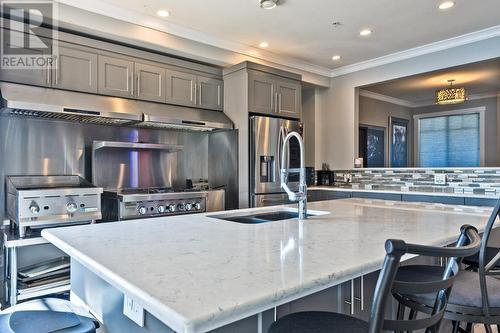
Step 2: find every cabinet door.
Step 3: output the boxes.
[135,62,166,103]
[197,76,223,110]
[248,71,275,115]
[0,35,50,86]
[98,55,134,98]
[52,43,97,93]
[276,78,301,119]
[165,69,196,107]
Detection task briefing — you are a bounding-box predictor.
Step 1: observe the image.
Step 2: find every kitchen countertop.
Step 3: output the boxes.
[42,199,492,333]
[310,185,500,199]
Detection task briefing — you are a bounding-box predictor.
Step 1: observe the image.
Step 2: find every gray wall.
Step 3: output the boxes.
[0,115,237,220]
[413,96,499,166]
[358,96,414,166]
[302,89,316,167]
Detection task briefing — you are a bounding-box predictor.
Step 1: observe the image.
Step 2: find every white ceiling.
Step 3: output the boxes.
[363,57,500,105]
[62,0,500,74]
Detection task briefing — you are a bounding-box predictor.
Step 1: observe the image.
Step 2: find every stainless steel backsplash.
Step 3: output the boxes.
[0,115,238,219]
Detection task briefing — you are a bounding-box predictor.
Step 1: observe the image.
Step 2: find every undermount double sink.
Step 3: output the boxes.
[209,209,327,224]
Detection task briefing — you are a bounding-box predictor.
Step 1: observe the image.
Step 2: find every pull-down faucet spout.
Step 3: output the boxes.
[280,131,307,220]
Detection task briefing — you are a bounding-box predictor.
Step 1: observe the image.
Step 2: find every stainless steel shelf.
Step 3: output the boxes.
[93,140,183,152]
[17,283,70,301]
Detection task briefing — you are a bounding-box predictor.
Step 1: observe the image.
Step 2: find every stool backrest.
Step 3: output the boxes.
[478,198,500,316]
[368,225,481,333]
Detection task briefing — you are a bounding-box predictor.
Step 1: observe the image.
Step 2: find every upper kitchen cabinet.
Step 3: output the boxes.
[165,69,197,107]
[276,78,301,118]
[0,34,51,87]
[52,42,98,93]
[135,62,166,103]
[198,76,223,111]
[248,71,276,115]
[165,70,223,111]
[98,55,134,98]
[224,61,302,119]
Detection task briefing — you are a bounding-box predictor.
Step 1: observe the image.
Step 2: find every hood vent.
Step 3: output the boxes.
[0,83,233,131]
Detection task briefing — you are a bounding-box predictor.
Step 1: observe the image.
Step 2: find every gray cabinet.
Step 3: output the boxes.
[198,76,223,110]
[402,194,465,205]
[248,71,276,115]
[248,70,301,119]
[165,70,223,110]
[98,55,134,98]
[52,43,97,93]
[276,79,301,118]
[308,190,351,202]
[135,62,165,103]
[0,36,51,87]
[165,69,197,107]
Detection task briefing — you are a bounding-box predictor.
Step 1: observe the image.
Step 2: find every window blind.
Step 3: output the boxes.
[418,113,480,167]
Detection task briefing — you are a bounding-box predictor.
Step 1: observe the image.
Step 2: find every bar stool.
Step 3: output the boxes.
[268,224,481,333]
[0,298,99,333]
[394,199,500,332]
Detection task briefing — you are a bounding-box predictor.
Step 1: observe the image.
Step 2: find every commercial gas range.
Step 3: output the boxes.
[101,187,225,221]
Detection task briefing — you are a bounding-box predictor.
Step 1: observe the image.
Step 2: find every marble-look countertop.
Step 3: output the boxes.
[310,186,500,199]
[42,199,492,333]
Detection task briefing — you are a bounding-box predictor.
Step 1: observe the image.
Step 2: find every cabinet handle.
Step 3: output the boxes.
[193,83,197,104]
[343,279,355,315]
[130,72,134,96]
[274,92,278,113]
[46,62,51,85]
[137,75,140,97]
[198,83,203,105]
[278,93,282,112]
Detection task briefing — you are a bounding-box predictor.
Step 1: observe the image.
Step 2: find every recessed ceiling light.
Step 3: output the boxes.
[156,9,170,17]
[359,29,372,37]
[438,1,455,10]
[259,0,278,9]
[332,55,341,61]
[259,41,269,48]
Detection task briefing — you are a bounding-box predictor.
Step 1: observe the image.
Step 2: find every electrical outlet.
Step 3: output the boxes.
[434,174,447,185]
[123,294,144,327]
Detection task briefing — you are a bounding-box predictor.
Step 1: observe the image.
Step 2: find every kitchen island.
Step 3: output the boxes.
[42,198,493,333]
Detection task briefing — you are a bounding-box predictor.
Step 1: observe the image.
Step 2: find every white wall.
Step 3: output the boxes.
[317,36,500,169]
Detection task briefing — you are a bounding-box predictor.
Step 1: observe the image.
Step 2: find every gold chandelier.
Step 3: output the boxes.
[436,79,466,105]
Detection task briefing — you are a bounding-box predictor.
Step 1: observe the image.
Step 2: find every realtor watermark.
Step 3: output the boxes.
[1,0,58,70]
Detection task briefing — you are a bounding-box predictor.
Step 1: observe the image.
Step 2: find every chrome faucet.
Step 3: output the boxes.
[280,131,307,219]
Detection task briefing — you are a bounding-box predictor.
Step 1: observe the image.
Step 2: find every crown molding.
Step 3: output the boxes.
[361,90,500,109]
[56,0,333,77]
[55,1,500,80]
[331,25,500,78]
[359,90,415,108]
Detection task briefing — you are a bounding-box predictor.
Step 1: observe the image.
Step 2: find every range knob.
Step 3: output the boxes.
[29,202,40,214]
[138,206,148,215]
[157,205,166,213]
[194,202,202,210]
[66,202,78,214]
[167,204,176,212]
[185,203,193,211]
[177,203,186,211]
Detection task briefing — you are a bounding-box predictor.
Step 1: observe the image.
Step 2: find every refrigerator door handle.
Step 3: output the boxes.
[277,126,282,176]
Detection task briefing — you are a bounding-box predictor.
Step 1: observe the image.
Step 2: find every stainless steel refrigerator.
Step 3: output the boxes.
[250,115,302,207]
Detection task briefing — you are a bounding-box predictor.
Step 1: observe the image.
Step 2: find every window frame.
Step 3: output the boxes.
[413,107,486,167]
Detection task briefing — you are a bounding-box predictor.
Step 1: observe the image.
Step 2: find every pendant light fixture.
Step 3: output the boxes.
[436,79,466,105]
[259,0,278,9]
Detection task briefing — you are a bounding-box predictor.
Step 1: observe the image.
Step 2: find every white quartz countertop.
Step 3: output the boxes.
[42,199,492,333]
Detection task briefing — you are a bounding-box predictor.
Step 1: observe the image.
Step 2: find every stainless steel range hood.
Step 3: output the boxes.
[0,82,233,131]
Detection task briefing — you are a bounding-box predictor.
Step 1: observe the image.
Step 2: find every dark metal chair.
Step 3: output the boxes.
[394,199,500,333]
[268,225,481,333]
